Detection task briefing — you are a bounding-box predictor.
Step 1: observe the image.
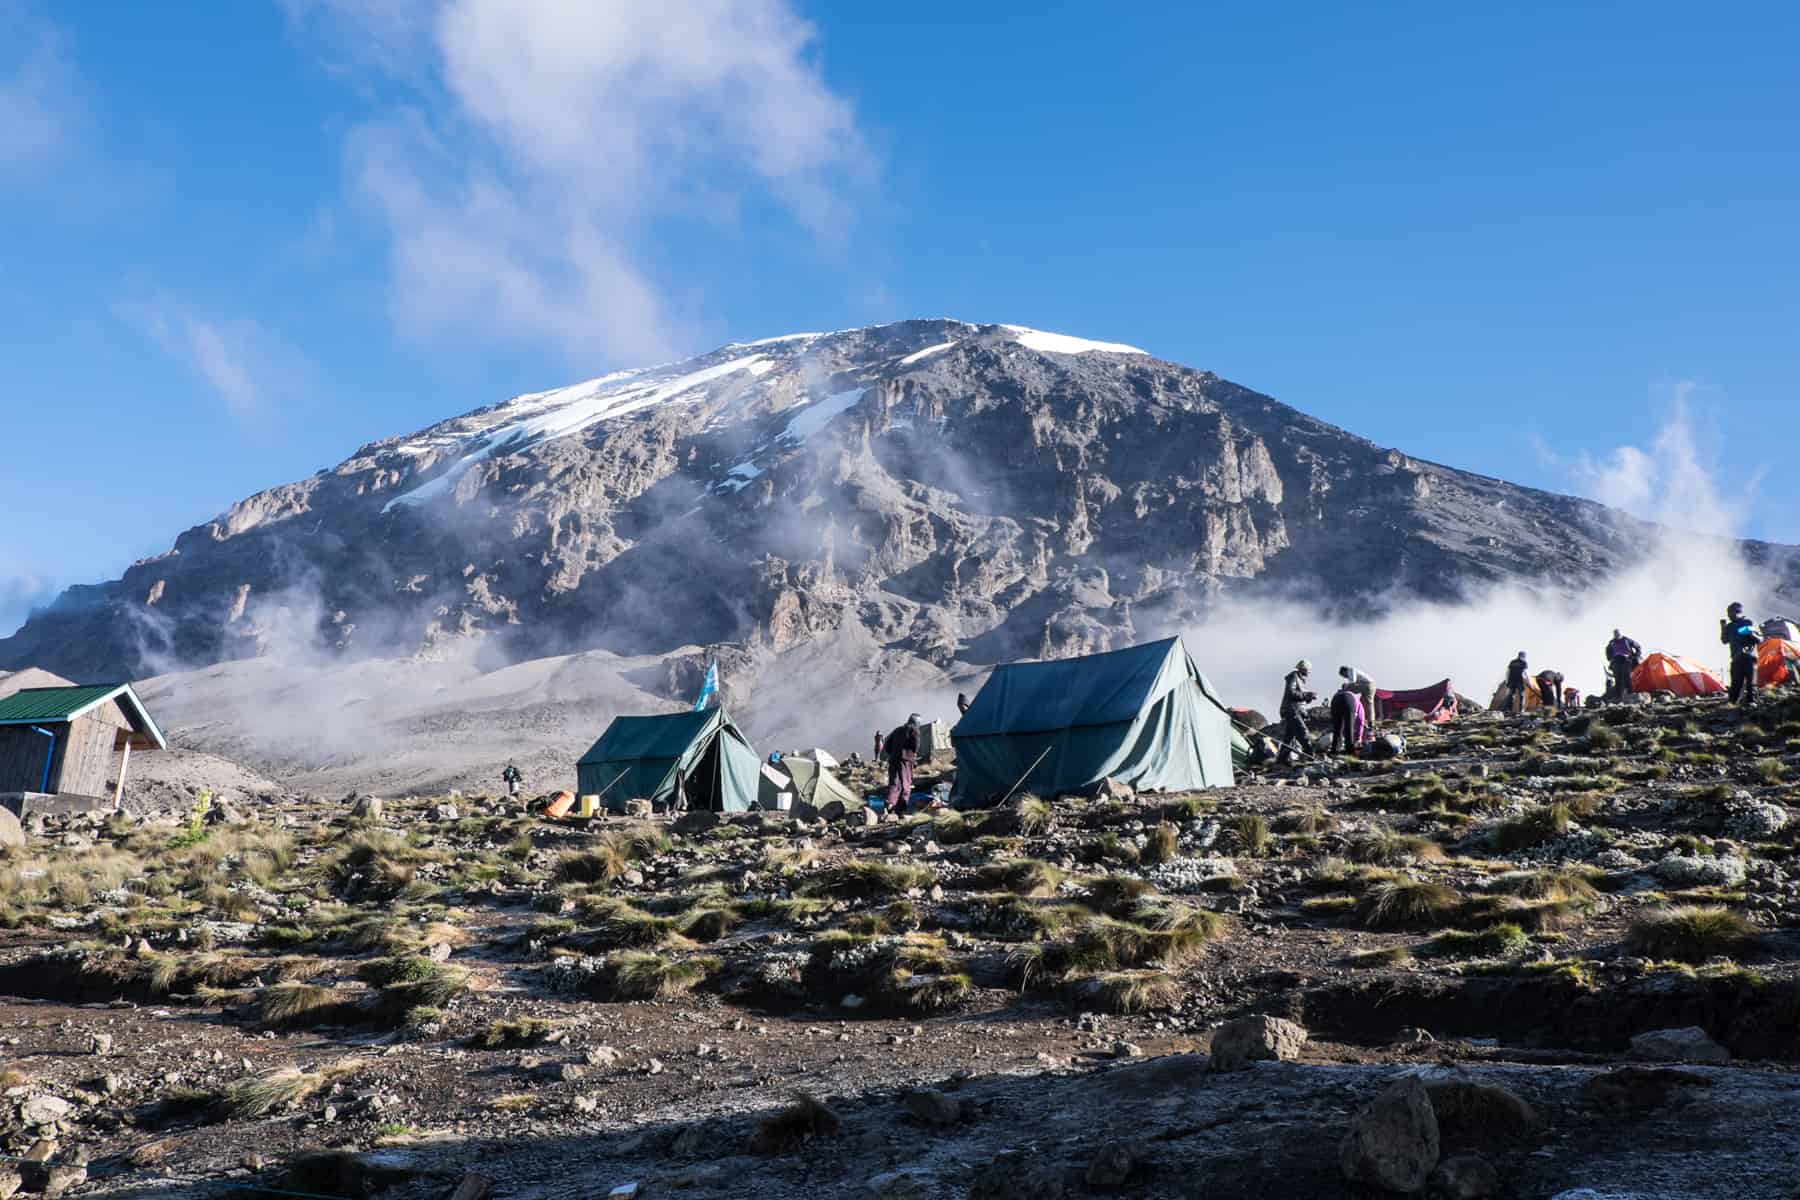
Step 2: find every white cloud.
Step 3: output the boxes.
[0,4,79,171]
[0,563,56,639]
[120,294,304,428]
[288,0,871,363]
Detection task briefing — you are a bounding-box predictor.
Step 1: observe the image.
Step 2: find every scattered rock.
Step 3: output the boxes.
[18,1094,71,1127]
[349,795,383,821]
[1083,1141,1137,1188]
[1110,1041,1142,1059]
[1582,1067,1715,1111]
[0,1167,20,1200]
[1654,854,1746,888]
[1339,1076,1440,1193]
[900,1088,960,1127]
[1209,1015,1308,1071]
[1423,1079,1538,1139]
[1430,1154,1499,1199]
[585,1045,621,1068]
[1629,1027,1730,1064]
[89,1033,112,1056]
[0,806,23,849]
[865,1168,937,1198]
[970,1149,1066,1199]
[429,802,460,822]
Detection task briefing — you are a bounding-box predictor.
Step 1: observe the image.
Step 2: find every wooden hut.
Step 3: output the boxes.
[0,683,167,812]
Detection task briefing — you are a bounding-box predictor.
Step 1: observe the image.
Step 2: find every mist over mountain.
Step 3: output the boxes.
[4,317,1795,790]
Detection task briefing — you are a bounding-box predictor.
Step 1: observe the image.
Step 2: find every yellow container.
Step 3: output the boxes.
[578,794,599,818]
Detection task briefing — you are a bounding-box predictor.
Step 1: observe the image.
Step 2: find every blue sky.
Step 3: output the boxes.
[3,1,1797,636]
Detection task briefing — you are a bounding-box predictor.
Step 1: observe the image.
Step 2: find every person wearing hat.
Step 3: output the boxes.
[1722,602,1763,708]
[1278,660,1317,764]
[1504,651,1530,716]
[884,713,923,815]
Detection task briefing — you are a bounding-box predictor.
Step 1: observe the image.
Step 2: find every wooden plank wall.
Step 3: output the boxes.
[0,726,57,793]
[54,717,121,798]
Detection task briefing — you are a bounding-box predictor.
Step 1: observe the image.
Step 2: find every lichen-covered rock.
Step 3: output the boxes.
[1340,1076,1439,1193]
[1654,854,1746,887]
[1209,1015,1308,1072]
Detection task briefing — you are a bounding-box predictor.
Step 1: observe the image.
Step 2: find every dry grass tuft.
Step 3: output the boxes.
[1351,830,1444,866]
[752,1093,841,1153]
[1083,969,1181,1014]
[1360,878,1461,929]
[470,1017,558,1049]
[978,858,1066,897]
[258,981,345,1029]
[605,951,721,1000]
[1224,814,1271,857]
[1628,905,1754,963]
[1142,823,1180,865]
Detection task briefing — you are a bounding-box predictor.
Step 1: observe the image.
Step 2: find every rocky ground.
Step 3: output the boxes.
[6,692,1800,1198]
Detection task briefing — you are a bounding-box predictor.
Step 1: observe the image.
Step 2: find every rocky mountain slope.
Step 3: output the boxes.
[2,319,1742,695]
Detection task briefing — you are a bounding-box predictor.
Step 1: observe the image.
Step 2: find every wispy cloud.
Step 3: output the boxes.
[0,3,80,171]
[0,563,56,639]
[119,293,307,429]
[1535,380,1759,539]
[286,0,873,364]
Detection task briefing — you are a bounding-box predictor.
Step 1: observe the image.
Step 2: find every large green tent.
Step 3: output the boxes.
[951,637,1236,803]
[576,708,760,813]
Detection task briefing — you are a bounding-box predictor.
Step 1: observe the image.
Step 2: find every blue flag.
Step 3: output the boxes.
[693,660,719,711]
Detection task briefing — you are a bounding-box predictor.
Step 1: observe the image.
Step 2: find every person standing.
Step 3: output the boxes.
[1604,629,1642,702]
[884,714,922,815]
[501,762,523,798]
[1338,665,1379,735]
[1278,661,1317,764]
[1722,603,1763,708]
[1505,652,1530,716]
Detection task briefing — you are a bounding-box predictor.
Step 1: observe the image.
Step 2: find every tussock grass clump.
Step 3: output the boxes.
[1083,874,1157,914]
[1627,905,1754,963]
[1428,923,1529,958]
[1224,814,1271,857]
[977,859,1066,897]
[1757,757,1786,785]
[220,1061,360,1120]
[752,1093,841,1154]
[759,845,819,876]
[1082,969,1181,1014]
[1360,878,1461,929]
[1348,946,1414,968]
[1276,806,1335,835]
[1081,831,1142,866]
[1351,830,1445,866]
[1161,794,1215,821]
[258,982,346,1029]
[967,894,1090,941]
[801,861,935,899]
[604,951,721,1000]
[1584,725,1624,753]
[470,1017,558,1049]
[1488,869,1599,903]
[846,899,921,937]
[1016,796,1053,836]
[1142,823,1180,865]
[930,811,969,845]
[677,905,741,943]
[1300,895,1357,916]
[1492,803,1570,853]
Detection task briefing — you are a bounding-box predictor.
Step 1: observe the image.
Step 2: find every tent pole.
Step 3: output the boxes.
[997,745,1055,807]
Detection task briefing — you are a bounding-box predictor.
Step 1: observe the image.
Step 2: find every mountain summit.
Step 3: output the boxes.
[0,319,1701,684]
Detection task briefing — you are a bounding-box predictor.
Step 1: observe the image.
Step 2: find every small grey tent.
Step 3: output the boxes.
[576,708,760,813]
[759,754,864,819]
[917,718,953,760]
[951,637,1235,803]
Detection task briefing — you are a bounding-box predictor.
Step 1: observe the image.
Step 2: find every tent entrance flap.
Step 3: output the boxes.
[575,707,761,812]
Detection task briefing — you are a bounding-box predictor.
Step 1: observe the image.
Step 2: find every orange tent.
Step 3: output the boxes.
[1630,652,1725,697]
[1488,674,1544,711]
[1758,638,1800,687]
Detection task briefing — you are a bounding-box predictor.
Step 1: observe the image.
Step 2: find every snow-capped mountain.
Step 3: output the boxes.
[0,318,1746,688]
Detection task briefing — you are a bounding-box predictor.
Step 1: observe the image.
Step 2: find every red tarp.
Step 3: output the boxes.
[1375,680,1457,722]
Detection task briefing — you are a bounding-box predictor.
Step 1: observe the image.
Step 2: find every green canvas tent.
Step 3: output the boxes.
[951,637,1236,803]
[758,754,864,819]
[576,708,760,813]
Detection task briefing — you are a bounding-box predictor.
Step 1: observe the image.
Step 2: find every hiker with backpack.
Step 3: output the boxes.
[1604,629,1643,701]
[1278,660,1317,764]
[884,714,923,815]
[1722,603,1763,708]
